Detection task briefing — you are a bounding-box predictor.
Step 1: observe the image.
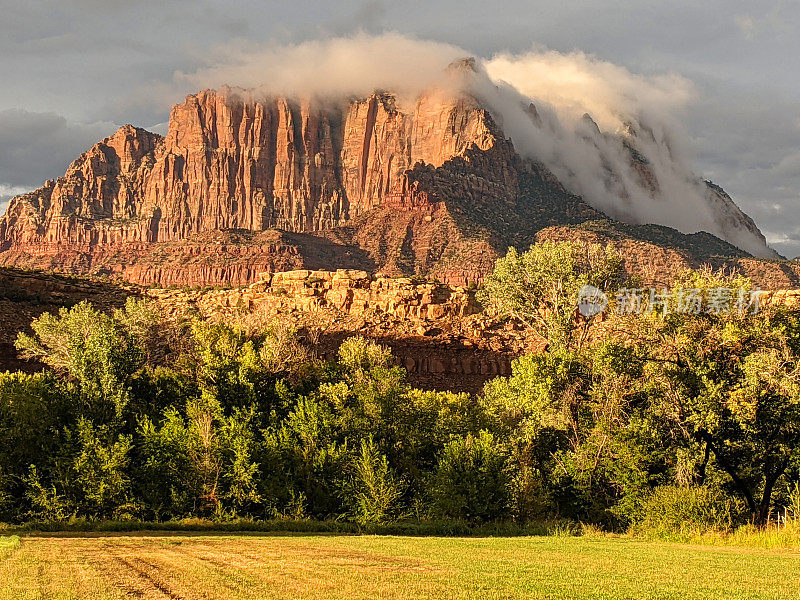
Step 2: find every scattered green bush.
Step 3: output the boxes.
[429,431,508,523]
[629,486,737,538]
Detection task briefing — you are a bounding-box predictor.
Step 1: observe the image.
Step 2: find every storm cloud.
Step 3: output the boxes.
[0,108,115,212]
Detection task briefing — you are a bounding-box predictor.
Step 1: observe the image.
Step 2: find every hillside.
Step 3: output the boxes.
[0,60,785,287]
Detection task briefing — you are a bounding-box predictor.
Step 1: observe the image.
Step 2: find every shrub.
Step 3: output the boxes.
[429,431,508,523]
[630,486,737,538]
[341,437,405,526]
[72,419,132,518]
[338,336,393,372]
[23,466,70,522]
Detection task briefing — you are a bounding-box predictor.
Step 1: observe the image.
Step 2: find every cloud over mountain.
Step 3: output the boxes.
[167,33,775,257]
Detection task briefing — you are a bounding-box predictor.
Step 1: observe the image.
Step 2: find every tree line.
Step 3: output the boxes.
[1,240,799,533]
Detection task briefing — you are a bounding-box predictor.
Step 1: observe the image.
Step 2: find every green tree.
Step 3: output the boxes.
[191,320,308,416]
[392,388,486,480]
[341,436,405,526]
[642,301,800,525]
[15,298,156,421]
[72,418,132,518]
[325,336,408,450]
[480,241,624,349]
[138,394,263,518]
[137,407,197,518]
[429,431,508,523]
[482,342,657,524]
[264,395,347,518]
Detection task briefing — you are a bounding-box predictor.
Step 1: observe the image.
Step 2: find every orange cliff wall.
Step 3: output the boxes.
[0,89,505,252]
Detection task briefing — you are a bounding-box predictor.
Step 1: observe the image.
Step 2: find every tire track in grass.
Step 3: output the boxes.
[112,553,182,600]
[162,539,349,599]
[179,537,446,600]
[71,540,182,600]
[164,540,287,597]
[129,543,242,600]
[19,537,129,600]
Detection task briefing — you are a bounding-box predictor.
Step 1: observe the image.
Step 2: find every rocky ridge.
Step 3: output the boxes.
[0,67,783,286]
[4,265,800,391]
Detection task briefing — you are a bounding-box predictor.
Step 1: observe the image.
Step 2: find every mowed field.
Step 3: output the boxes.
[2,533,799,600]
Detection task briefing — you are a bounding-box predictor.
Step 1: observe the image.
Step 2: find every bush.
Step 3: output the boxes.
[629,486,737,538]
[338,336,393,372]
[341,437,405,526]
[429,431,508,523]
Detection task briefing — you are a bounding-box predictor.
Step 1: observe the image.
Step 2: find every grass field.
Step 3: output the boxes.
[2,533,799,599]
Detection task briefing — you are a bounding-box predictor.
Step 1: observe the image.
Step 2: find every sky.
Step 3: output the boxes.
[1,0,799,256]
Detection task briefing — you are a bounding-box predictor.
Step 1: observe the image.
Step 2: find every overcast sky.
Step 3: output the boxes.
[1,0,799,256]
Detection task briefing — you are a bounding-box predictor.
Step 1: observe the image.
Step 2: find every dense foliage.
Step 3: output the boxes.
[1,242,799,533]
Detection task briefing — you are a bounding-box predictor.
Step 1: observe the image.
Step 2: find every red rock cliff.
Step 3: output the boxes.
[0,87,507,251]
[4,76,763,288]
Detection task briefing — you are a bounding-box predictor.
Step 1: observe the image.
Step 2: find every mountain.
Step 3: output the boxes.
[0,61,782,286]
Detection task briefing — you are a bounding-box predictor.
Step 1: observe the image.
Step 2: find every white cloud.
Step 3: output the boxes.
[0,183,32,217]
[0,183,31,199]
[175,32,466,100]
[484,47,696,133]
[166,34,776,257]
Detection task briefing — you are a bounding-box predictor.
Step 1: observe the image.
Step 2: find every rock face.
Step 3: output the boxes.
[147,268,529,392]
[1,86,532,284]
[0,88,504,245]
[0,71,780,285]
[217,269,480,320]
[535,221,800,289]
[0,266,523,393]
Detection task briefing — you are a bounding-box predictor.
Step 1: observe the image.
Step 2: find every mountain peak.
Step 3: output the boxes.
[0,76,780,284]
[446,57,478,74]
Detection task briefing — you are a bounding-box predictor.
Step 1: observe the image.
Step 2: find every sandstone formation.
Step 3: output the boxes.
[0,266,525,392]
[146,268,532,392]
[153,269,480,321]
[1,63,784,287]
[5,264,800,393]
[0,87,512,251]
[0,86,509,284]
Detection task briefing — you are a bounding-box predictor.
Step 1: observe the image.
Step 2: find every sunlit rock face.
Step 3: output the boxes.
[0,87,503,241]
[0,64,779,286]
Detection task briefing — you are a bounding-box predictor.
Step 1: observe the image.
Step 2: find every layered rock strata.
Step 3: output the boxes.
[0,75,781,286]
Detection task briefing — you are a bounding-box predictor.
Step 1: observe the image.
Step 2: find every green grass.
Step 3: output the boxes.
[2,533,799,599]
[0,535,19,557]
[666,521,800,550]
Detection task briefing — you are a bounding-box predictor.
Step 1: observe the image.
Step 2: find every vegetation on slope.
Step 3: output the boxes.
[0,241,799,541]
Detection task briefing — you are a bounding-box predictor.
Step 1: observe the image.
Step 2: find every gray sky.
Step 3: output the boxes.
[1,0,799,256]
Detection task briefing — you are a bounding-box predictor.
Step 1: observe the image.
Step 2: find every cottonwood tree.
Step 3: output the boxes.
[630,269,800,525]
[480,241,642,522]
[643,305,800,524]
[15,298,156,421]
[479,240,625,349]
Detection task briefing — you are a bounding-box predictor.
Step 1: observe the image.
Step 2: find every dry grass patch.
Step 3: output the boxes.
[1,533,799,599]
